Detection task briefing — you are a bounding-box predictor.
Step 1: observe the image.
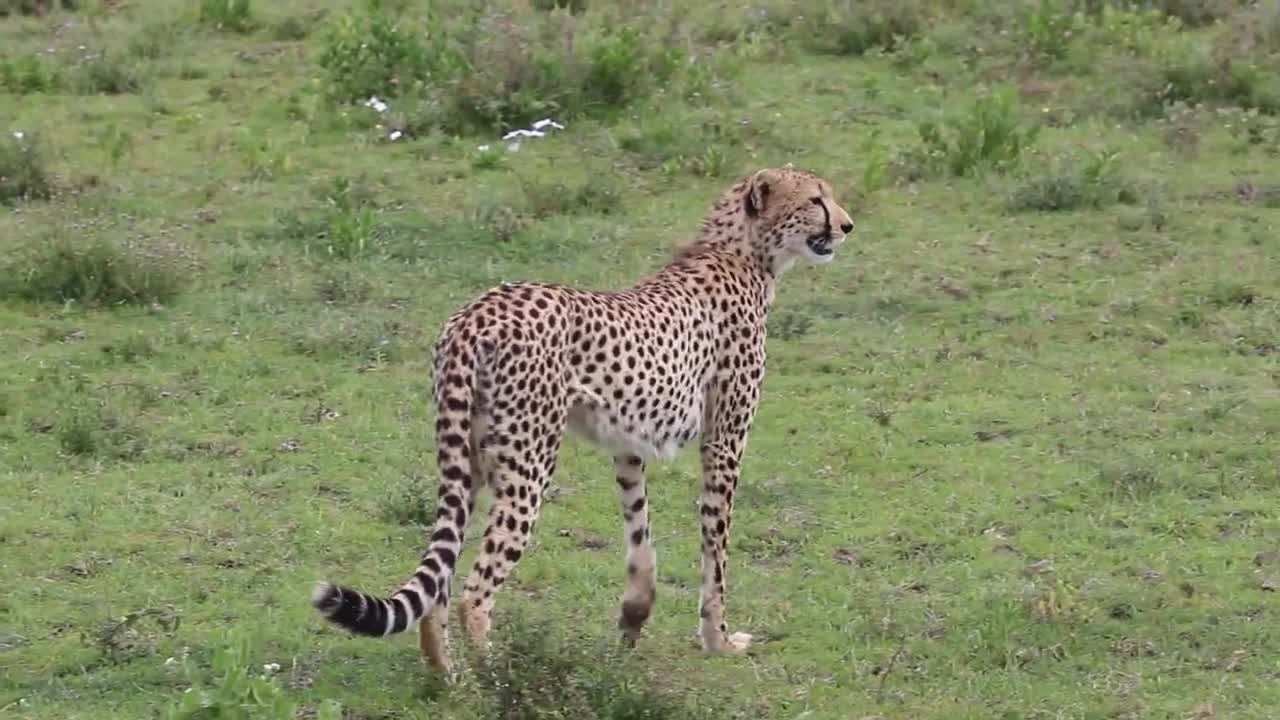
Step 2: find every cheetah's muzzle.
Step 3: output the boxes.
[806,233,835,257]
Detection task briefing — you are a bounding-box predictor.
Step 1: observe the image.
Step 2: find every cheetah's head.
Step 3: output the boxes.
[743,167,854,268]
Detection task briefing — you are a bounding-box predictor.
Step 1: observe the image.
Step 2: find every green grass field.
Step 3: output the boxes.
[2,1,1279,718]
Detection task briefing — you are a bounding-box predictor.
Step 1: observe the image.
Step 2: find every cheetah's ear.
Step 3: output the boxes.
[745,168,773,218]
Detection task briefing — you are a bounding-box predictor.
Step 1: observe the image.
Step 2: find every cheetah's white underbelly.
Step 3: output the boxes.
[565,389,702,462]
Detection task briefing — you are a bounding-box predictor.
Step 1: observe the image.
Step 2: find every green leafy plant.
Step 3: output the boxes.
[1022,0,1080,62]
[0,131,52,203]
[917,86,1040,177]
[165,632,342,720]
[793,0,925,56]
[466,615,713,720]
[75,53,143,95]
[199,0,255,34]
[1009,148,1140,212]
[318,2,433,103]
[0,54,62,93]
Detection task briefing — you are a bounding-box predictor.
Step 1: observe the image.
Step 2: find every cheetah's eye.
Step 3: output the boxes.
[809,197,823,205]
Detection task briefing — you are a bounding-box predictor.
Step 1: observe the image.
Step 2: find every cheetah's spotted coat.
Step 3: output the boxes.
[312,167,856,670]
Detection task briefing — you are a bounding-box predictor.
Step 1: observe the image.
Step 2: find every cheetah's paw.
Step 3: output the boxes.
[701,631,754,656]
[726,631,754,653]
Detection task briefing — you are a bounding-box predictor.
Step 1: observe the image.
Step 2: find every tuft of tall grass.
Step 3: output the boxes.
[1,234,187,307]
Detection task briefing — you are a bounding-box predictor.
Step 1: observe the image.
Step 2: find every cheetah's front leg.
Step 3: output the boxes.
[696,440,753,655]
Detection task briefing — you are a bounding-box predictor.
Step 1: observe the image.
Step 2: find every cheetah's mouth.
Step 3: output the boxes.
[806,234,835,257]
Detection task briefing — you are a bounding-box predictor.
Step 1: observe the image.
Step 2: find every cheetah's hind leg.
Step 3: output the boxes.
[613,454,657,647]
[418,591,452,676]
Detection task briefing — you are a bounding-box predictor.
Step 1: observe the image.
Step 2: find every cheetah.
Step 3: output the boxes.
[311,166,856,672]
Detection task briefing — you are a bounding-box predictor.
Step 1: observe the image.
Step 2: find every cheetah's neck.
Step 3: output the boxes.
[673,179,768,268]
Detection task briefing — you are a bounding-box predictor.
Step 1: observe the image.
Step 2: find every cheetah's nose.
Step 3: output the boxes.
[839,221,853,234]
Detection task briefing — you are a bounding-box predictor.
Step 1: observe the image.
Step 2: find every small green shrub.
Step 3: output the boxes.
[75,54,143,95]
[472,201,530,244]
[915,86,1040,177]
[318,3,429,103]
[470,145,509,171]
[378,470,434,526]
[165,632,343,720]
[270,15,311,41]
[1081,4,1178,56]
[1100,462,1160,501]
[1154,37,1278,113]
[326,204,377,259]
[769,309,815,341]
[1068,5,1280,117]
[321,176,379,259]
[1,235,186,307]
[616,106,755,177]
[320,2,700,133]
[198,0,255,34]
[232,128,290,181]
[289,318,410,366]
[1087,9,1280,116]
[280,177,389,260]
[128,22,179,60]
[56,401,146,461]
[314,266,372,305]
[1222,107,1280,155]
[466,615,713,720]
[0,131,53,203]
[1154,0,1246,27]
[58,406,98,456]
[1009,149,1140,212]
[0,0,78,16]
[792,0,925,56]
[102,333,158,364]
[0,54,63,94]
[438,17,687,132]
[1022,0,1082,62]
[518,174,623,218]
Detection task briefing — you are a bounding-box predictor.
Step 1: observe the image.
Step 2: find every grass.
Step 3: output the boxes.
[2,1,1279,718]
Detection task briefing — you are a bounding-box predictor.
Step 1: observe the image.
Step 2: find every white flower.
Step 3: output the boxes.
[262,662,281,674]
[388,130,403,141]
[477,144,491,152]
[12,131,24,140]
[363,96,389,113]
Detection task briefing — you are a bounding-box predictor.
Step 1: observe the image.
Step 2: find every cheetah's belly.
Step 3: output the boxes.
[565,387,703,462]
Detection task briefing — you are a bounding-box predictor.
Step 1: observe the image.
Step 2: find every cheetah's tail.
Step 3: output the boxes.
[311,337,479,637]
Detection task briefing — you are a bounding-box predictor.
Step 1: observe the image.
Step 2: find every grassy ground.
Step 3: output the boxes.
[2,1,1279,718]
